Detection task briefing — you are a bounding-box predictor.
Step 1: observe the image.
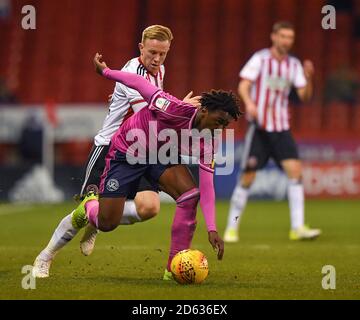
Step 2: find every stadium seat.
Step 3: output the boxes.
[351,105,360,133]
[191,0,219,94]
[273,0,297,22]
[296,0,326,92]
[325,13,352,73]
[0,0,355,131]
[217,0,246,90]
[57,140,93,166]
[246,0,273,51]
[165,0,194,96]
[145,0,168,26]
[295,104,323,138]
[354,40,360,75]
[322,102,351,137]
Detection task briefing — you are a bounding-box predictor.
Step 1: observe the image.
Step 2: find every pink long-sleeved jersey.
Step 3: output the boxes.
[102,68,218,232]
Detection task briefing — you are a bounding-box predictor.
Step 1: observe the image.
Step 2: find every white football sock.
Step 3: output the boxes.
[226,184,249,230]
[38,212,79,261]
[120,201,142,225]
[288,179,305,230]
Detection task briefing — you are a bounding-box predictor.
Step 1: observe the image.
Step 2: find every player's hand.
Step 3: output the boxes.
[303,60,314,79]
[245,101,258,120]
[208,231,224,260]
[183,91,201,108]
[93,53,108,75]
[108,94,113,103]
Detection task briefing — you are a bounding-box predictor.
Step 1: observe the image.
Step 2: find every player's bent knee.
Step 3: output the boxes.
[97,216,120,232]
[97,222,118,232]
[137,202,160,220]
[291,172,302,181]
[287,164,302,180]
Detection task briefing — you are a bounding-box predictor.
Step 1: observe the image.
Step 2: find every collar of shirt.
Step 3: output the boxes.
[137,57,159,77]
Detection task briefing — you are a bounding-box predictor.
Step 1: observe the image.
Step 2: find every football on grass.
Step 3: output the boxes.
[170,249,209,284]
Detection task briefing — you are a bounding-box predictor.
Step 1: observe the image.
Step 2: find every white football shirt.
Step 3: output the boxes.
[94,57,165,146]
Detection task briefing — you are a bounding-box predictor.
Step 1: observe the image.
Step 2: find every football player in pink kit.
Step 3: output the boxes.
[70,53,242,278]
[32,25,202,279]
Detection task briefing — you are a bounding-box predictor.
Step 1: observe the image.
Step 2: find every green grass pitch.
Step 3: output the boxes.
[0,200,359,300]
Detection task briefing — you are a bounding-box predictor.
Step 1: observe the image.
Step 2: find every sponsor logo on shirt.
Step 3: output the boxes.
[154,97,171,111]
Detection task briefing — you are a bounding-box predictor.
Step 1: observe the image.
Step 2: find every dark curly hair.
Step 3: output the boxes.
[200,90,243,121]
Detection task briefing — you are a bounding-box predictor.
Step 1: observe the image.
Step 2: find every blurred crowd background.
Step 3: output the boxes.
[0,0,359,201]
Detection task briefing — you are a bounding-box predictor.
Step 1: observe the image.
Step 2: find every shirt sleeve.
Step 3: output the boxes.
[149,91,197,119]
[118,83,148,112]
[239,53,262,81]
[293,59,307,88]
[102,68,161,104]
[198,137,217,232]
[199,166,217,232]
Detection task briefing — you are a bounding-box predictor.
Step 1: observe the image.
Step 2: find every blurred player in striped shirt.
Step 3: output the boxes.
[224,21,321,242]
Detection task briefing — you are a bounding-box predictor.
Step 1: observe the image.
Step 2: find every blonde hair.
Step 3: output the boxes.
[141,25,173,43]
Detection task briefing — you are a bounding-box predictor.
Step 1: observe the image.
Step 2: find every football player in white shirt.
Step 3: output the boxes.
[224,21,321,242]
[33,25,200,278]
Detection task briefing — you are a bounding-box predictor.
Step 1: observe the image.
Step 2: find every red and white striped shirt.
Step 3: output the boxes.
[240,48,306,132]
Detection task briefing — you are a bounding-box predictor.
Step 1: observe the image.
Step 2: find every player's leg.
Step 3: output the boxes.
[72,188,126,230]
[282,158,304,229]
[76,149,147,233]
[224,171,256,242]
[275,131,321,240]
[120,184,160,224]
[80,180,160,256]
[32,145,105,278]
[134,190,160,221]
[281,158,321,239]
[156,164,199,275]
[121,177,160,224]
[89,197,126,231]
[224,125,268,242]
[32,212,78,278]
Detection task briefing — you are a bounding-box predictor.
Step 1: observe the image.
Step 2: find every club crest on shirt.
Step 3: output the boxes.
[106,179,119,192]
[154,97,171,111]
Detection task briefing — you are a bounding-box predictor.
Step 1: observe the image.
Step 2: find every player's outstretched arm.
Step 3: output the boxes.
[199,165,224,260]
[93,53,161,104]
